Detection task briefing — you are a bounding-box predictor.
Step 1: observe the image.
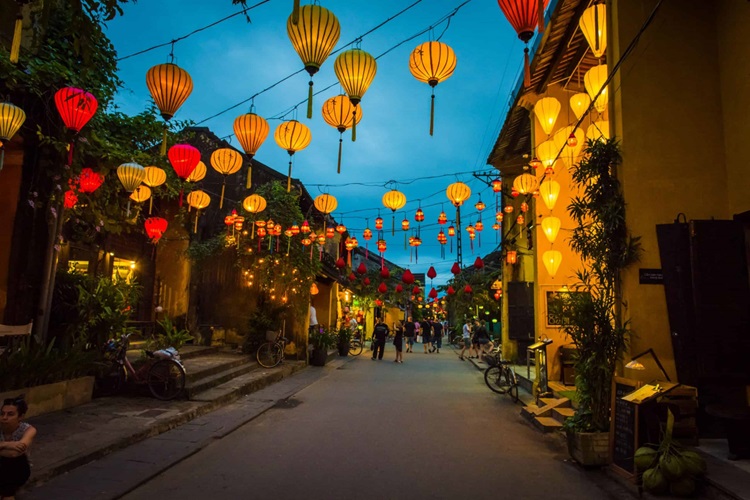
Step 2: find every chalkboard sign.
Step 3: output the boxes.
[610,377,642,479]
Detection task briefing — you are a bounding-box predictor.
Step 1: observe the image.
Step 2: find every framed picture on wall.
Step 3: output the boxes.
[546,290,588,327]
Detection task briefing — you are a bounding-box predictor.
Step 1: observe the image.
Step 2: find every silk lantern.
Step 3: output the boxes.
[586,120,610,142]
[579,3,607,59]
[78,168,105,194]
[169,144,201,208]
[143,166,166,214]
[233,111,269,188]
[186,190,211,233]
[569,93,591,120]
[54,87,97,166]
[187,161,207,183]
[130,185,151,204]
[408,41,457,135]
[533,97,560,136]
[321,95,362,173]
[287,4,341,118]
[496,0,550,87]
[446,182,471,207]
[146,62,193,154]
[382,189,406,235]
[274,120,311,192]
[0,101,25,170]
[210,148,243,208]
[543,250,562,277]
[541,216,561,243]
[334,48,377,141]
[539,180,560,210]
[585,64,608,113]
[512,173,539,195]
[117,162,145,216]
[144,217,168,244]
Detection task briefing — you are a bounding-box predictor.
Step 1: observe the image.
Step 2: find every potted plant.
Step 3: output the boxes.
[309,328,335,366]
[336,326,353,356]
[557,139,641,466]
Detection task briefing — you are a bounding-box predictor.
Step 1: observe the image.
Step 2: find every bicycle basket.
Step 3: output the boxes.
[485,353,500,367]
[265,330,279,342]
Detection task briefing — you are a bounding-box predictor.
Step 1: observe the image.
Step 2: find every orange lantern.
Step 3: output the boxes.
[438,211,447,224]
[321,94,362,173]
[334,48,377,141]
[491,179,502,192]
[375,216,383,230]
[274,120,312,192]
[233,110,269,188]
[408,40,457,135]
[146,63,193,154]
[415,208,424,222]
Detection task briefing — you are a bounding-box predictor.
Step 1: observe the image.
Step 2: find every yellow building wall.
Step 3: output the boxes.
[155,223,191,320]
[611,0,747,383]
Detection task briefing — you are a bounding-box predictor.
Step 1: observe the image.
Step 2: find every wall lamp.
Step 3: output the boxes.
[625,348,671,382]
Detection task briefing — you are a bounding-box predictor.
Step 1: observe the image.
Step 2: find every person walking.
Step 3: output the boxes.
[419,318,432,353]
[459,319,472,361]
[474,320,491,362]
[393,320,404,363]
[404,316,416,353]
[371,318,389,361]
[470,319,482,359]
[430,318,443,353]
[0,396,36,500]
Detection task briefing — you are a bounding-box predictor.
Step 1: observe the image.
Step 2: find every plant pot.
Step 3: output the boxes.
[337,341,349,357]
[310,348,328,367]
[566,430,610,467]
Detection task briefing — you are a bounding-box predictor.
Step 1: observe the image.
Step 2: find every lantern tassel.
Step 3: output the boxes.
[194,212,199,233]
[246,164,253,189]
[287,159,292,192]
[523,47,531,88]
[391,214,395,236]
[337,135,343,174]
[429,91,435,137]
[149,196,154,214]
[179,188,184,208]
[220,181,226,209]
[10,13,22,64]
[160,126,168,156]
[292,0,300,24]
[538,0,545,32]
[351,109,357,142]
[0,148,4,172]
[251,222,255,239]
[307,80,314,119]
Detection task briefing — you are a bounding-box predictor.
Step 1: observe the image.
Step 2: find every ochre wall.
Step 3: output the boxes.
[155,223,191,320]
[0,144,23,320]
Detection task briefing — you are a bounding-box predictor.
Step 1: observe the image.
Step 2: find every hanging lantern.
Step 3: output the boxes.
[401,269,415,285]
[0,101,25,170]
[543,250,563,277]
[474,257,485,270]
[447,285,456,295]
[476,221,484,232]
[382,189,407,235]
[585,64,609,113]
[78,168,105,194]
[186,190,211,233]
[374,216,383,231]
[381,267,391,279]
[335,257,346,269]
[378,282,387,294]
[243,194,267,215]
[504,205,514,214]
[357,262,367,275]
[117,162,146,214]
[168,144,200,180]
[326,227,335,239]
[537,139,558,171]
[506,250,518,265]
[143,166,166,191]
[415,208,424,222]
[446,182,471,207]
[496,0,550,87]
[427,266,437,280]
[210,148,243,208]
[512,173,539,195]
[529,157,543,170]
[570,93,591,120]
[401,218,410,231]
[287,4,341,119]
[533,97,560,136]
[447,225,456,237]
[146,62,193,154]
[463,284,473,294]
[291,224,300,235]
[395,284,403,293]
[256,220,267,228]
[567,133,578,148]
[541,216,561,243]
[54,87,97,166]
[491,178,502,192]
[438,211,448,224]
[580,3,607,59]
[511,188,520,198]
[516,215,525,224]
[363,227,372,240]
[520,202,529,213]
[408,41,457,136]
[145,217,168,243]
[63,189,78,209]
[235,216,246,232]
[336,223,347,235]
[186,161,207,183]
[317,233,326,245]
[496,211,504,222]
[377,239,387,252]
[586,120,610,142]
[553,126,585,169]
[130,185,152,204]
[451,262,461,275]
[412,286,421,296]
[492,223,501,231]
[539,180,560,210]
[475,200,486,212]
[275,120,312,192]
[301,237,312,247]
[348,272,356,281]
[257,227,268,238]
[233,111,269,188]
[321,95,363,173]
[437,229,447,244]
[334,48,377,141]
[314,193,338,216]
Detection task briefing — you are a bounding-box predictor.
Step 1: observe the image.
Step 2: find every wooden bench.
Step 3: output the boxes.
[0,321,33,355]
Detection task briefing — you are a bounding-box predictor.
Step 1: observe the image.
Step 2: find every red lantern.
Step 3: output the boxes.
[516,215,525,224]
[291,224,300,235]
[496,212,504,222]
[336,223,347,234]
[492,223,501,231]
[375,299,383,306]
[429,288,438,299]
[317,234,326,245]
[395,284,403,293]
[530,157,543,170]
[438,211,448,224]
[168,144,200,180]
[78,168,105,193]
[335,257,346,269]
[447,286,456,295]
[520,202,529,213]
[494,290,502,300]
[464,284,473,294]
[356,262,367,275]
[427,266,437,280]
[491,179,502,192]
[374,217,383,230]
[437,230,447,244]
[257,227,267,238]
[348,272,356,281]
[378,282,387,294]
[415,208,424,222]
[301,237,312,246]
[380,267,390,279]
[363,228,372,240]
[54,87,98,133]
[364,277,371,286]
[447,225,456,237]
[326,227,335,238]
[474,257,484,269]
[63,189,78,209]
[402,269,415,284]
[567,132,578,147]
[451,262,461,275]
[412,286,421,295]
[475,200,486,212]
[401,218,410,231]
[145,217,168,243]
[377,239,387,252]
[300,220,311,233]
[496,0,549,86]
[475,221,484,232]
[504,205,514,214]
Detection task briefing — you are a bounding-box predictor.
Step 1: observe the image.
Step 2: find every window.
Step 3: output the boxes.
[546,290,588,327]
[112,258,136,283]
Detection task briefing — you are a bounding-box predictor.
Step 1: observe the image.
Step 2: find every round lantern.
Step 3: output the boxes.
[117,162,146,193]
[451,262,461,275]
[475,200,486,212]
[496,0,549,86]
[542,216,561,243]
[321,95,363,173]
[287,4,341,118]
[142,166,166,214]
[475,221,484,232]
[446,182,471,207]
[378,282,387,294]
[326,227,335,239]
[54,87,97,133]
[274,120,312,192]
[543,250,563,277]
[144,217,168,243]
[314,193,338,215]
[146,62,193,154]
[491,178,502,192]
[587,120,610,142]
[186,190,211,233]
[516,215,525,224]
[78,168,105,194]
[496,211,504,222]
[570,93,591,120]
[382,189,407,235]
[533,97,560,136]
[539,179,560,210]
[233,111,269,188]
[210,148,243,208]
[130,185,152,203]
[357,262,367,275]
[512,173,539,195]
[243,194,267,214]
[553,126,585,169]
[585,64,609,113]
[377,239,387,252]
[336,223,347,235]
[187,161,207,183]
[168,144,201,180]
[580,3,607,59]
[363,227,372,240]
[334,48,377,141]
[64,190,78,209]
[408,40,457,135]
[504,205,514,214]
[0,101,25,169]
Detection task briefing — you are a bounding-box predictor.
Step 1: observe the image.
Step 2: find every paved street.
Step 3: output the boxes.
[120,345,625,500]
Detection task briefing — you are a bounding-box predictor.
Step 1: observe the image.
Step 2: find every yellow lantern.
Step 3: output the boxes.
[446,182,471,207]
[310,282,319,295]
[233,112,269,188]
[274,120,312,192]
[321,95,363,173]
[334,48,377,141]
[512,173,539,195]
[553,126,585,169]
[585,64,608,113]
[382,189,406,235]
[537,139,558,170]
[314,193,338,215]
[533,97,561,136]
[542,250,563,278]
[242,194,266,214]
[0,101,25,170]
[586,120,610,142]
[569,93,591,121]
[287,4,341,118]
[186,190,211,233]
[143,166,166,214]
[579,3,607,59]
[541,216,561,243]
[117,162,146,193]
[210,148,243,208]
[187,161,207,183]
[539,180,560,210]
[408,41,457,136]
[129,185,152,203]
[146,63,193,154]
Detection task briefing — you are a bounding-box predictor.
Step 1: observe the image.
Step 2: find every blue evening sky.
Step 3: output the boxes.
[104,0,525,288]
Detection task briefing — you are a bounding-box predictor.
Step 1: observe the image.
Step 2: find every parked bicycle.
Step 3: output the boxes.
[348,332,364,356]
[483,347,519,403]
[95,332,186,400]
[256,331,289,368]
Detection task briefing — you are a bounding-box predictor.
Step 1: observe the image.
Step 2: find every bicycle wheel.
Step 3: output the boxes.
[147,359,186,400]
[484,366,510,394]
[349,340,363,356]
[257,342,282,368]
[506,369,519,402]
[95,362,126,397]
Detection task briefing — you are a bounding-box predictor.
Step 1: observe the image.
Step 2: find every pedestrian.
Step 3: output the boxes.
[0,396,36,500]
[348,315,359,340]
[371,318,389,361]
[430,318,443,353]
[474,320,491,362]
[459,319,472,361]
[470,319,482,359]
[419,318,432,353]
[393,320,404,363]
[309,304,319,335]
[404,316,416,353]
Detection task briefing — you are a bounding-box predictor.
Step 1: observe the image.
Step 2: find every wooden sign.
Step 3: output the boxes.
[639,268,664,285]
[610,376,642,480]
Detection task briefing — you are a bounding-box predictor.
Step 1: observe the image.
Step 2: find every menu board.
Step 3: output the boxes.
[610,377,641,478]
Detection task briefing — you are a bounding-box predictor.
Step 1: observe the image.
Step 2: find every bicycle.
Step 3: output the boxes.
[256,331,289,368]
[95,332,187,401]
[483,348,519,403]
[348,332,364,356]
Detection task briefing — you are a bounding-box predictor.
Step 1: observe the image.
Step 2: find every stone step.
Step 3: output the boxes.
[185,359,259,399]
[190,361,307,404]
[521,404,543,421]
[183,354,255,383]
[553,406,576,424]
[533,416,564,433]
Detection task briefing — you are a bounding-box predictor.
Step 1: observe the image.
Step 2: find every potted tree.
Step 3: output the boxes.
[309,328,335,366]
[557,139,641,466]
[336,326,353,356]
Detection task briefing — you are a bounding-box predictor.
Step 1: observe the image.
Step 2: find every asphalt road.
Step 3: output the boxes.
[123,345,622,500]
